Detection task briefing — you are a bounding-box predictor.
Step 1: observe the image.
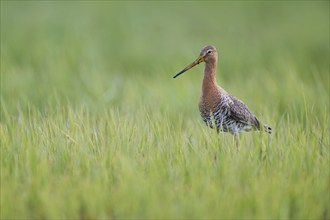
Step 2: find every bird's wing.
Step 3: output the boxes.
[227,94,260,129]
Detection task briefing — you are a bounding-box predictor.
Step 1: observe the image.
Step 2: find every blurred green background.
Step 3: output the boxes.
[2,1,329,114]
[1,1,329,219]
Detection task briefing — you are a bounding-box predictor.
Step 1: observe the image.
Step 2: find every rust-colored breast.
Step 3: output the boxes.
[199,84,225,128]
[199,85,225,111]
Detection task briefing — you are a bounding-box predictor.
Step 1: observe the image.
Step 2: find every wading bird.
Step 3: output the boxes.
[173,45,271,148]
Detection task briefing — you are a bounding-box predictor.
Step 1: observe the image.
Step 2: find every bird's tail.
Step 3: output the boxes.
[263,124,272,134]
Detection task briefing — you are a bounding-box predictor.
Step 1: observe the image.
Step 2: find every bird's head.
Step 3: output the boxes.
[173,45,217,78]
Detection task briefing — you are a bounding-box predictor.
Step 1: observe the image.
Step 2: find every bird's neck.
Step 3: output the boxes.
[202,61,218,95]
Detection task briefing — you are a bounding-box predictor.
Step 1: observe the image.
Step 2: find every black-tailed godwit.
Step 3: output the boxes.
[173,45,271,147]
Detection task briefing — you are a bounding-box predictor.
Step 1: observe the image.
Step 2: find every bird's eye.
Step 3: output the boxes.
[207,50,212,54]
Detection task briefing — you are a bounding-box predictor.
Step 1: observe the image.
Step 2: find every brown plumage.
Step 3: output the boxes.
[173,45,271,147]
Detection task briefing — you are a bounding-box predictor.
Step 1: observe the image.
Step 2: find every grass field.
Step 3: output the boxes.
[1,1,329,219]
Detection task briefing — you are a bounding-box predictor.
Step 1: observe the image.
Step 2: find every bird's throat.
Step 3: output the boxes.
[202,61,218,96]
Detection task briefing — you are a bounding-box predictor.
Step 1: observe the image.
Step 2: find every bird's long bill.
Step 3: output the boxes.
[173,55,204,78]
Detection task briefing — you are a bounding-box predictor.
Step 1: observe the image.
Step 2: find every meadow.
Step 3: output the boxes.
[1,1,329,219]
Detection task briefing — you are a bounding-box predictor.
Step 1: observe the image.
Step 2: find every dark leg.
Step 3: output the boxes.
[234,132,239,150]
